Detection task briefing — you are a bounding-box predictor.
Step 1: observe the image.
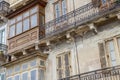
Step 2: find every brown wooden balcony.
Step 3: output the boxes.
[58,65,120,80]
[45,1,120,38]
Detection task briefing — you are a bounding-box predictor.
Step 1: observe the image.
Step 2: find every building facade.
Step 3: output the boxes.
[2,0,120,80]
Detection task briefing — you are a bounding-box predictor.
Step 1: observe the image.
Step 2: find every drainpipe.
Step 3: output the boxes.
[72,0,81,74]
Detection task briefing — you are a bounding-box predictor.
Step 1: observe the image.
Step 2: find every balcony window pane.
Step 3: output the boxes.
[0,29,5,44]
[30,6,38,15]
[30,70,36,80]
[22,63,28,70]
[22,72,28,80]
[10,19,15,25]
[17,15,22,22]
[16,22,22,34]
[23,11,29,18]
[30,14,38,28]
[10,25,15,37]
[15,66,20,72]
[7,77,12,80]
[14,75,20,80]
[0,73,5,80]
[23,18,29,31]
[30,60,36,67]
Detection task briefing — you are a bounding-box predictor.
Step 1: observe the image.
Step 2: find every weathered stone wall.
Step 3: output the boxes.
[46,20,120,80]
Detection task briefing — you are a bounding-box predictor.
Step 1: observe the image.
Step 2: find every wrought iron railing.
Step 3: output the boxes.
[59,65,120,80]
[0,43,7,51]
[44,1,120,38]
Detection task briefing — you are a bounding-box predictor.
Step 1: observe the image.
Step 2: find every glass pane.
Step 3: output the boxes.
[40,15,45,26]
[23,11,29,18]
[30,60,36,67]
[31,70,36,80]
[14,75,20,80]
[7,77,12,80]
[0,73,5,80]
[23,18,29,31]
[16,15,22,22]
[0,29,5,44]
[39,69,45,80]
[10,19,15,25]
[31,14,38,28]
[10,25,15,37]
[16,22,22,34]
[22,72,28,80]
[22,63,28,70]
[62,0,67,15]
[55,3,60,18]
[108,41,116,66]
[30,6,38,15]
[15,66,20,72]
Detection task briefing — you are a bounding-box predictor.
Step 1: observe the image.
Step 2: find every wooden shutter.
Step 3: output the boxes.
[64,53,70,77]
[92,0,101,7]
[98,43,107,68]
[57,56,63,79]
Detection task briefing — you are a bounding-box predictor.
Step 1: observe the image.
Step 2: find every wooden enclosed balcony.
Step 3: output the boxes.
[7,0,47,54]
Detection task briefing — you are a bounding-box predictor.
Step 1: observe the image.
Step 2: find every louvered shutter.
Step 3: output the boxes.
[57,56,63,79]
[64,53,70,77]
[98,43,107,68]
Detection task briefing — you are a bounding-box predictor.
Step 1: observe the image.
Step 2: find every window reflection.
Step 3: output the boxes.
[31,70,36,80]
[23,18,29,31]
[16,22,22,34]
[10,25,15,37]
[31,14,38,28]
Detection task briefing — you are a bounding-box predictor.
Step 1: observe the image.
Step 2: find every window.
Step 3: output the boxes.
[39,69,45,80]
[0,73,5,80]
[23,18,29,31]
[15,66,20,72]
[16,22,22,34]
[54,0,67,18]
[14,75,20,80]
[9,25,15,37]
[7,77,12,80]
[0,29,5,44]
[30,14,38,28]
[62,0,67,15]
[22,72,28,80]
[55,3,60,18]
[57,52,71,79]
[22,63,28,70]
[30,70,37,80]
[30,60,36,67]
[106,40,116,66]
[9,6,39,38]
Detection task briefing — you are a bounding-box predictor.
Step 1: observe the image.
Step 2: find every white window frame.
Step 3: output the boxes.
[7,76,13,80]
[21,71,29,80]
[14,74,20,80]
[30,68,38,80]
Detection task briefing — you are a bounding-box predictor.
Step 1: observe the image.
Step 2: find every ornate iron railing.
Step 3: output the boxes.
[0,43,7,51]
[44,1,120,38]
[59,65,120,80]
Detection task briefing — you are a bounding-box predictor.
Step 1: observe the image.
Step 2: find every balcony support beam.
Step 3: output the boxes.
[117,12,120,19]
[11,55,16,61]
[22,49,27,55]
[35,41,39,50]
[88,23,98,35]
